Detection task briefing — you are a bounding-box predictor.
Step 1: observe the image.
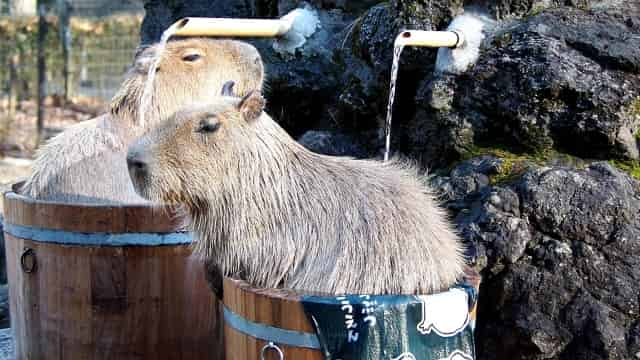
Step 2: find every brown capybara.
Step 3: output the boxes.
[126,89,465,295]
[21,38,264,204]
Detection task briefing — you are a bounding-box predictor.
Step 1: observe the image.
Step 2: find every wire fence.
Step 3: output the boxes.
[0,0,143,103]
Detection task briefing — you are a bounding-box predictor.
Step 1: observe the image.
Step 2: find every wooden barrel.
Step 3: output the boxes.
[222,270,481,360]
[222,278,322,360]
[3,185,222,360]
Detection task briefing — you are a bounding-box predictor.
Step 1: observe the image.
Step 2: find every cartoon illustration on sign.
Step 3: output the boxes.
[438,350,474,360]
[392,352,417,360]
[416,288,470,337]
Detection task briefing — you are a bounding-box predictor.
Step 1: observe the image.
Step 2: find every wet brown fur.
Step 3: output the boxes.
[127,92,466,295]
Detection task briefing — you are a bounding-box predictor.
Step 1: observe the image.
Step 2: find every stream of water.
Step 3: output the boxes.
[138,23,181,127]
[384,43,405,162]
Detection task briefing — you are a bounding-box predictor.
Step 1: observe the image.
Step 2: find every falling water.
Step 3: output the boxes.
[383,43,405,162]
[138,22,182,126]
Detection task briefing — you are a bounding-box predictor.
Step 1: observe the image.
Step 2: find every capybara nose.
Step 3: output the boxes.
[126,149,148,174]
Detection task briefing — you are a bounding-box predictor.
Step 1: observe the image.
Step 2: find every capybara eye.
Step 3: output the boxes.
[196,118,221,133]
[182,53,202,62]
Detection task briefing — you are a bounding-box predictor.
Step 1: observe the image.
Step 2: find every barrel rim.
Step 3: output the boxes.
[222,268,482,337]
[224,267,482,300]
[3,181,186,234]
[4,181,161,210]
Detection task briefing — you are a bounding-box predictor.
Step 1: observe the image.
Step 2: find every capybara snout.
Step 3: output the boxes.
[126,142,151,197]
[126,146,148,172]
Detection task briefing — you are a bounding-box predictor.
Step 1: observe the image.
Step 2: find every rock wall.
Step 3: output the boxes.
[141,1,640,358]
[435,158,640,359]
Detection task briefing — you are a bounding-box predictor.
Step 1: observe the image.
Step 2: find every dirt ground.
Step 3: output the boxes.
[0,96,106,211]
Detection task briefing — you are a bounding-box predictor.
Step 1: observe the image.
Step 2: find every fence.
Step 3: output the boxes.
[0,0,143,103]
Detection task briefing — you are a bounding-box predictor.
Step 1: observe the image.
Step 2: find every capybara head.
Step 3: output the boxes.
[111,38,264,129]
[127,88,266,204]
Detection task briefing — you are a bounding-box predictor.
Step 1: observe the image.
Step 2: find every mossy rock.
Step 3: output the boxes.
[460,144,586,184]
[608,159,640,180]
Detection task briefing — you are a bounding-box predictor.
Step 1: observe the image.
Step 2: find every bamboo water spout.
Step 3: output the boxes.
[383,13,487,161]
[164,8,320,55]
[167,7,320,43]
[171,16,295,38]
[394,30,465,48]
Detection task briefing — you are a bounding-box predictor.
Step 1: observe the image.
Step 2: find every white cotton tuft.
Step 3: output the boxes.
[273,7,320,55]
[435,13,487,75]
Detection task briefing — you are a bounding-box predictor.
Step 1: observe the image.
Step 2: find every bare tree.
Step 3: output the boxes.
[36,4,47,145]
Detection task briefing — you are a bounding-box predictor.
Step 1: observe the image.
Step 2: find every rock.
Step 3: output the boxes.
[437,159,640,359]
[298,130,369,157]
[141,0,254,45]
[432,155,500,209]
[333,2,451,154]
[253,8,352,137]
[333,3,400,135]
[519,162,640,246]
[409,6,640,167]
[393,0,464,28]
[302,0,380,14]
[487,0,591,19]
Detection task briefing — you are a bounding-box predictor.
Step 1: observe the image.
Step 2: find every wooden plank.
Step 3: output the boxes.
[5,236,222,360]
[223,278,315,333]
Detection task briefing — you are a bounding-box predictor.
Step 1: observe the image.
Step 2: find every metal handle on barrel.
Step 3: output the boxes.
[260,341,284,360]
[20,247,37,274]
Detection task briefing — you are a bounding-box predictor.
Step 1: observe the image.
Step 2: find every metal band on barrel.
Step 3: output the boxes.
[223,306,321,349]
[3,222,192,246]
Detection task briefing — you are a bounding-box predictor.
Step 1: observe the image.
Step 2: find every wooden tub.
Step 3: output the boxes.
[222,270,481,360]
[222,278,322,360]
[2,186,223,360]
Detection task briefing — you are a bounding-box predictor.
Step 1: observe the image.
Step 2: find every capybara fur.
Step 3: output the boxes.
[127,91,466,295]
[21,38,264,204]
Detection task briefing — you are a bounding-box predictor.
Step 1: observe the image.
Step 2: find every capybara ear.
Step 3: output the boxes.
[221,81,235,96]
[238,90,265,122]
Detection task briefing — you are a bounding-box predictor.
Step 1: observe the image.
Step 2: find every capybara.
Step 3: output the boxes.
[126,89,465,295]
[21,38,264,204]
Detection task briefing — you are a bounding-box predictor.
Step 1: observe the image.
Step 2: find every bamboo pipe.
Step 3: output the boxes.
[171,11,301,38]
[394,30,465,48]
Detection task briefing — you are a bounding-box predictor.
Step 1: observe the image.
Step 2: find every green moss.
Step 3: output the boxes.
[463,144,550,163]
[461,144,542,185]
[492,32,512,48]
[460,144,586,185]
[490,157,525,185]
[632,97,640,117]
[527,3,547,17]
[608,159,640,180]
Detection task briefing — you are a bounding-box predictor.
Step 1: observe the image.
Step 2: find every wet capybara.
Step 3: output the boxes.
[21,39,264,204]
[126,89,465,295]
